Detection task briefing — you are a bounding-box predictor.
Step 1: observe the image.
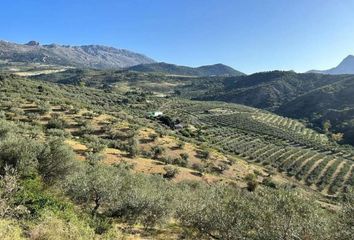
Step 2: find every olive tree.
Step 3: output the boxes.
[65,163,122,215]
[37,138,76,184]
[0,135,41,177]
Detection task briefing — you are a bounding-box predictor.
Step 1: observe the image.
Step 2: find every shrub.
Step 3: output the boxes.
[86,152,104,165]
[79,123,96,135]
[47,117,67,130]
[85,137,106,153]
[0,111,6,119]
[111,174,174,228]
[198,149,210,160]
[173,156,188,167]
[176,186,332,240]
[65,163,122,215]
[148,133,158,142]
[29,211,94,240]
[262,177,278,189]
[176,141,185,149]
[0,219,24,240]
[245,173,258,192]
[0,136,41,177]
[37,102,51,115]
[163,166,179,179]
[192,163,205,174]
[127,137,139,158]
[151,146,165,159]
[46,128,71,138]
[211,162,229,174]
[160,156,173,165]
[26,112,40,122]
[38,138,75,183]
[0,166,21,218]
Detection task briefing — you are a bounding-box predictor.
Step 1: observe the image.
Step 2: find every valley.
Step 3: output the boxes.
[0,49,353,239]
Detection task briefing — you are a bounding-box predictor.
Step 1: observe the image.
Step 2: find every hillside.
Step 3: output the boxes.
[177,71,354,145]
[127,62,245,76]
[0,40,155,69]
[309,55,354,75]
[0,71,353,239]
[2,71,354,196]
[14,67,354,146]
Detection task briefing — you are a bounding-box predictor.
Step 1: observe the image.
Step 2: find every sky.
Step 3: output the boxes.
[1,0,354,74]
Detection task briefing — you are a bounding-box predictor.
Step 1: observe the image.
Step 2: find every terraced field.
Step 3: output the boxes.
[158,99,354,195]
[1,74,353,196]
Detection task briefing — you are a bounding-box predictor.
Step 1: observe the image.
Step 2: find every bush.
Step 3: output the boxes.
[0,219,24,240]
[176,186,333,240]
[0,167,21,218]
[86,152,104,165]
[0,111,6,119]
[198,149,210,160]
[127,137,139,158]
[151,146,165,159]
[176,141,185,149]
[0,135,41,177]
[65,163,123,215]
[84,136,106,153]
[29,211,94,240]
[38,138,75,183]
[163,166,179,179]
[192,163,205,174]
[148,133,158,142]
[47,117,67,130]
[37,102,51,115]
[46,128,71,138]
[173,156,188,167]
[160,156,173,165]
[245,173,258,192]
[262,177,278,189]
[111,174,174,228]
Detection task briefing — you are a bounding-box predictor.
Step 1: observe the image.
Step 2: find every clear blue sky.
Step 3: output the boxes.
[1,0,354,73]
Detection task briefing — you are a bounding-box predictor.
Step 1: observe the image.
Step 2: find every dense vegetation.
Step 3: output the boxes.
[0,117,353,239]
[127,62,244,77]
[176,71,354,146]
[0,71,353,239]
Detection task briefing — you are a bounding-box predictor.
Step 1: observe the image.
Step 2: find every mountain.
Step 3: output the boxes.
[309,55,354,75]
[183,71,346,110]
[127,62,245,76]
[0,40,155,69]
[177,71,354,145]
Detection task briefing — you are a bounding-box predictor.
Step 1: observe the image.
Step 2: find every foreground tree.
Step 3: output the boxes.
[65,163,121,215]
[176,185,333,240]
[38,138,76,184]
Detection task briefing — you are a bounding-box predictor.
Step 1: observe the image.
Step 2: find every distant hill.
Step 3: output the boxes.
[178,71,354,145]
[0,40,155,69]
[309,55,354,75]
[127,62,245,77]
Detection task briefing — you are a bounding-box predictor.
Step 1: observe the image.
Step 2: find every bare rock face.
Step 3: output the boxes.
[0,40,155,69]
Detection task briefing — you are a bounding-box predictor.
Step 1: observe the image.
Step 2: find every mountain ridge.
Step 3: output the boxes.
[0,40,155,69]
[309,55,354,75]
[127,62,245,76]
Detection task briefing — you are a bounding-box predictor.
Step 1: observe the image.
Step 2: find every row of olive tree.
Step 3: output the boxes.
[0,119,352,239]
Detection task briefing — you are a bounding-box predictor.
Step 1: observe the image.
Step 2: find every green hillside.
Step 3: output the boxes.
[177,71,354,146]
[127,62,245,76]
[0,70,353,239]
